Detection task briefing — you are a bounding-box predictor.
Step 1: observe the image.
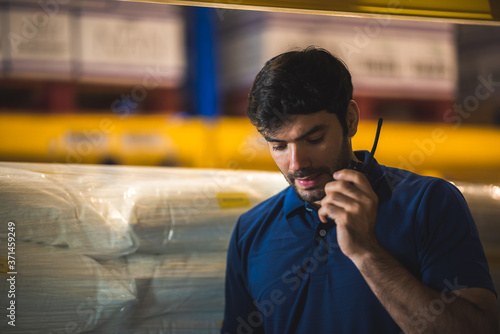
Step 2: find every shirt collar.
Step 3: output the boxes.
[283,186,306,218]
[282,150,385,218]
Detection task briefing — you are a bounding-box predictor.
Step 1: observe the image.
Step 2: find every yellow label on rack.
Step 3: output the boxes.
[0,257,8,276]
[216,193,251,209]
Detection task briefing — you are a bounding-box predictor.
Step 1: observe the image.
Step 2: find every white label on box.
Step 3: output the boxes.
[7,8,71,61]
[80,14,185,74]
[242,16,457,98]
[0,9,3,70]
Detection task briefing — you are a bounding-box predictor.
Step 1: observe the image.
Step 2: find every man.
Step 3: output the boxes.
[221,47,498,333]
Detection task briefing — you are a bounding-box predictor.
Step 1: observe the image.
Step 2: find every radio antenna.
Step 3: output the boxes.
[362,118,383,174]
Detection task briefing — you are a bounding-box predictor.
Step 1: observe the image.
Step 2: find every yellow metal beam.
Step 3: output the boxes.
[1,114,500,183]
[122,0,500,25]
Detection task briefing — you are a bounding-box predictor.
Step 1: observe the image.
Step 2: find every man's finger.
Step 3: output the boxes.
[333,169,373,195]
[324,179,363,203]
[318,202,343,223]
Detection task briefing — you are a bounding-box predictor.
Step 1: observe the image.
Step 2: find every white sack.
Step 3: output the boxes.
[129,311,223,334]
[0,242,137,334]
[0,164,138,259]
[127,252,226,320]
[130,170,288,253]
[0,162,288,255]
[456,182,500,250]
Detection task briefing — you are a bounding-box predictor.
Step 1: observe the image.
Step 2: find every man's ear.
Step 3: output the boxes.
[346,100,359,138]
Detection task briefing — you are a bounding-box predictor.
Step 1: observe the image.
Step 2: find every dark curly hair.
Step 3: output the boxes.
[247,46,353,136]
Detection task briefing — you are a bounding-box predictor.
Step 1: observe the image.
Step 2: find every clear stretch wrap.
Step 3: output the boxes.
[130,175,284,254]
[0,241,137,334]
[0,162,288,333]
[128,311,223,334]
[0,166,138,259]
[455,182,500,252]
[127,252,226,319]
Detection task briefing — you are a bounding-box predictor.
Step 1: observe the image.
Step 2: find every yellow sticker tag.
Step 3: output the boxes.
[0,257,8,276]
[216,193,252,209]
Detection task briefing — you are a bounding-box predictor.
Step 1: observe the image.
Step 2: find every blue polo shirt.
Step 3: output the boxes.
[221,151,495,334]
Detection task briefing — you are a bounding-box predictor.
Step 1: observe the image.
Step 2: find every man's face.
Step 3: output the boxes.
[264,110,353,204]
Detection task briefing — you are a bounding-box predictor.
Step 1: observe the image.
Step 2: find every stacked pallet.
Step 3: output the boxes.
[0,162,288,333]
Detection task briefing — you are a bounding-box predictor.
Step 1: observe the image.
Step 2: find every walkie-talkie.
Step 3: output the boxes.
[347,118,383,175]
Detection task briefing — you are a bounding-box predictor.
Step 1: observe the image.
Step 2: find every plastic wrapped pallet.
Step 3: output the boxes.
[0,241,137,334]
[0,164,138,259]
[129,311,223,334]
[130,178,285,254]
[124,167,288,253]
[91,254,225,333]
[126,252,226,320]
[0,162,289,333]
[455,182,500,254]
[0,162,288,255]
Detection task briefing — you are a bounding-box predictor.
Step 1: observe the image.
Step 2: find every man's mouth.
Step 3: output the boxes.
[295,173,323,189]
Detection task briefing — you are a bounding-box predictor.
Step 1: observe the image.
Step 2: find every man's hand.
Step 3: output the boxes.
[317,169,379,261]
[318,169,499,334]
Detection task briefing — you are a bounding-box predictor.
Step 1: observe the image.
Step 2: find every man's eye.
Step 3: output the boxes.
[307,137,324,144]
[272,145,286,151]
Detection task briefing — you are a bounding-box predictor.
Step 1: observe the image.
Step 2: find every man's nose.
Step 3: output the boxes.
[289,145,312,172]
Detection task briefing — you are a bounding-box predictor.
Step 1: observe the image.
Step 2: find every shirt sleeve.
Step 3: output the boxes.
[221,217,265,334]
[416,179,496,295]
